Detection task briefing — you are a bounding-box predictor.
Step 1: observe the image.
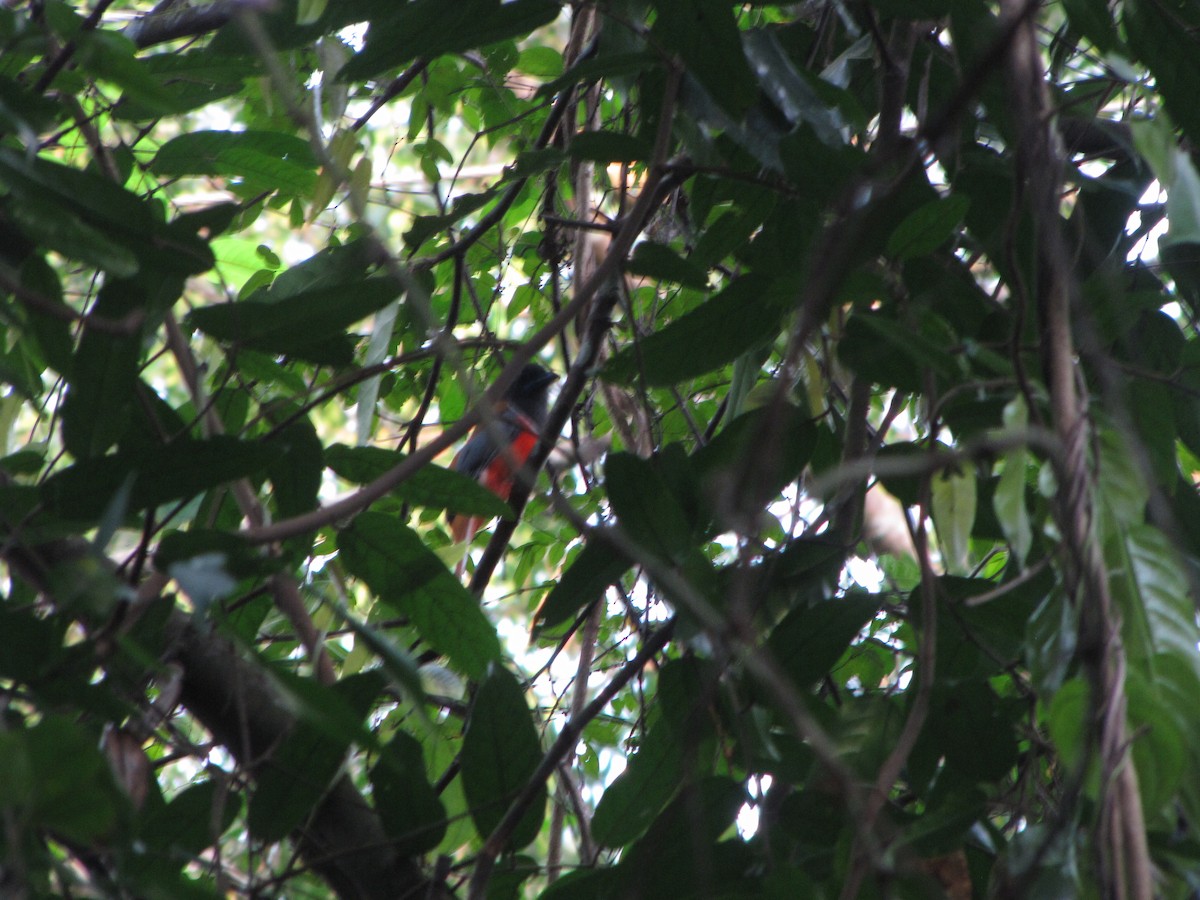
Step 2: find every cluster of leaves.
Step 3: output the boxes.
[2,0,1200,897]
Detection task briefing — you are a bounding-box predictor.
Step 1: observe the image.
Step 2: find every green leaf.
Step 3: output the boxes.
[5,194,138,277]
[77,30,180,116]
[341,0,560,81]
[403,188,498,249]
[591,717,684,849]
[1108,524,1200,682]
[741,29,846,148]
[691,404,817,534]
[567,131,651,164]
[930,461,977,575]
[885,195,969,260]
[259,238,377,300]
[626,241,709,288]
[533,534,631,634]
[767,591,880,689]
[267,418,323,520]
[114,52,261,120]
[42,435,284,521]
[606,452,695,562]
[916,681,1019,783]
[1062,0,1119,52]
[59,283,142,459]
[1126,669,1186,815]
[1046,677,1089,772]
[140,780,242,857]
[372,732,447,856]
[249,672,383,842]
[337,512,502,679]
[152,130,318,196]
[154,529,278,581]
[652,0,757,118]
[0,606,65,682]
[618,777,748,894]
[603,274,794,386]
[1124,0,1200,149]
[0,717,121,843]
[460,664,545,851]
[187,277,402,366]
[993,396,1032,565]
[838,310,959,392]
[325,444,512,519]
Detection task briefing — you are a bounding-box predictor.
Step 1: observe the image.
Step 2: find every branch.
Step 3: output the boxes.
[1000,0,1151,896]
[466,621,676,900]
[164,612,429,899]
[125,0,273,49]
[467,62,686,594]
[1,538,425,900]
[164,313,335,686]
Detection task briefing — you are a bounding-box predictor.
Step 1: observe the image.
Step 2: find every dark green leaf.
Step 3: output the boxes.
[838,311,958,391]
[0,606,65,681]
[591,718,683,848]
[885,195,969,260]
[42,436,284,521]
[567,131,651,164]
[618,777,748,894]
[692,404,817,533]
[533,534,631,634]
[0,149,213,275]
[606,452,694,562]
[767,591,880,689]
[603,274,795,386]
[461,664,546,850]
[741,29,845,147]
[626,241,709,288]
[337,512,502,679]
[267,418,324,533]
[59,285,141,459]
[0,717,121,843]
[260,239,378,300]
[1063,0,1119,52]
[1124,0,1200,148]
[652,0,757,118]
[404,189,498,249]
[537,51,657,98]
[341,0,560,81]
[249,672,383,842]
[372,732,447,855]
[187,277,402,365]
[154,529,278,581]
[152,130,318,196]
[325,444,512,519]
[140,780,242,857]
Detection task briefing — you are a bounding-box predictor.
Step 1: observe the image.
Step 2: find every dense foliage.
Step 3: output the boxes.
[2,0,1200,897]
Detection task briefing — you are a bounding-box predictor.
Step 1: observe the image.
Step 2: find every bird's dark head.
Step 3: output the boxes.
[507,363,557,424]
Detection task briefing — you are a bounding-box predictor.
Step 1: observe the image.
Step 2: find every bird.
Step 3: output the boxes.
[447,363,558,547]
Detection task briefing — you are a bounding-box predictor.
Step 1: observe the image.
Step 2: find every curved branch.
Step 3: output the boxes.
[1000,1,1151,896]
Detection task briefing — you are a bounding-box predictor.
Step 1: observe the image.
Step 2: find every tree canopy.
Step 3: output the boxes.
[2,0,1200,897]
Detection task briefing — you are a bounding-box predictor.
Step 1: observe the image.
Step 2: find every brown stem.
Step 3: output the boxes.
[1000,1,1151,896]
[465,621,676,900]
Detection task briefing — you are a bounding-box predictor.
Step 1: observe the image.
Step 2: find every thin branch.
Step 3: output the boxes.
[466,63,686,595]
[0,269,144,336]
[466,621,676,900]
[124,0,273,48]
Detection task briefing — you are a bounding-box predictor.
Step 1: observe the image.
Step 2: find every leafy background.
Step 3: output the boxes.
[1,0,1199,897]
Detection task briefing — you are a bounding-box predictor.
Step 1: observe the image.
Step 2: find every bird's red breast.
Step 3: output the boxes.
[447,363,557,545]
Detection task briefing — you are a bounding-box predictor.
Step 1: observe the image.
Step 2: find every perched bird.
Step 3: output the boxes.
[448,363,558,546]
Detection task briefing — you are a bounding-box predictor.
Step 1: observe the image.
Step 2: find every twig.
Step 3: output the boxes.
[465,621,675,900]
